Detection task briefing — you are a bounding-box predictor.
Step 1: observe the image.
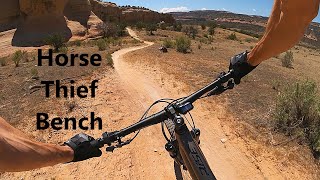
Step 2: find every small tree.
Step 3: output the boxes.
[45,34,65,52]
[176,36,191,53]
[282,51,294,68]
[146,24,158,35]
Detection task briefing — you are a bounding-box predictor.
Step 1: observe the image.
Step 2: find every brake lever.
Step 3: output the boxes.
[207,79,235,96]
[106,139,131,153]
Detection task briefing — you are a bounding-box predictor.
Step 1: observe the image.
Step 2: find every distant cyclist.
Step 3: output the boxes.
[1,0,319,172]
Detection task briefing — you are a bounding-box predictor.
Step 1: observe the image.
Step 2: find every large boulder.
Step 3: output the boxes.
[0,0,20,32]
[13,0,71,46]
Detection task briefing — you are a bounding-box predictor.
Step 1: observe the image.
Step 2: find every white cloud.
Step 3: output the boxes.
[201,8,207,11]
[252,9,257,12]
[160,6,190,13]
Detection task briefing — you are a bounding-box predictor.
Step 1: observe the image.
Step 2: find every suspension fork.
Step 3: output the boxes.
[174,115,216,180]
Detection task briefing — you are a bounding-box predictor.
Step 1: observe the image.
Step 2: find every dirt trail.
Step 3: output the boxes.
[1,28,283,180]
[110,28,272,179]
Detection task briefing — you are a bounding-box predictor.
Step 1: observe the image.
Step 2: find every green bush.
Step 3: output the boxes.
[106,53,114,68]
[12,50,27,67]
[97,39,107,51]
[0,57,7,66]
[176,36,191,54]
[282,51,294,68]
[273,81,320,155]
[227,33,238,41]
[45,34,65,52]
[163,39,175,48]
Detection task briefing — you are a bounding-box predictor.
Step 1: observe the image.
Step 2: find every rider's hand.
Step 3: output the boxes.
[229,51,258,84]
[64,133,102,162]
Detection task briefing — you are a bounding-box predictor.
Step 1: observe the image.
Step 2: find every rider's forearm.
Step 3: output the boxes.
[248,0,319,66]
[0,133,74,172]
[0,117,74,172]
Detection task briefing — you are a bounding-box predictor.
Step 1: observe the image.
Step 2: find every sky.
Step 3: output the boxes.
[107,0,320,23]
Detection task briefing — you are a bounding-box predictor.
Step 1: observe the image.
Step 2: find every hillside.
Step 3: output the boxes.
[171,10,320,48]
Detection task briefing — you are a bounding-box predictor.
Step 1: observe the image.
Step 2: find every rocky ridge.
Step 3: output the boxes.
[0,0,175,46]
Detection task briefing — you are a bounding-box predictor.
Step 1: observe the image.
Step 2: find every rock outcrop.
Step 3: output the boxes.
[64,0,92,25]
[0,0,21,32]
[90,0,175,24]
[0,0,175,47]
[13,0,71,46]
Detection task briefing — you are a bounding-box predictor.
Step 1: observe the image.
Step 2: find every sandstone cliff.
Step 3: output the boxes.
[90,0,175,24]
[0,0,20,32]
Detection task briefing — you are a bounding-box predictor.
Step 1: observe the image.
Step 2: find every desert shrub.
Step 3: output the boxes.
[227,33,238,41]
[208,22,217,35]
[101,23,127,38]
[12,50,27,67]
[106,53,114,68]
[146,24,158,35]
[58,46,68,54]
[159,22,168,30]
[131,39,140,44]
[96,39,107,51]
[45,34,65,52]
[69,40,81,47]
[201,24,206,30]
[273,81,320,155]
[282,51,294,68]
[30,68,39,79]
[208,35,214,43]
[176,36,191,54]
[0,57,7,66]
[163,39,175,48]
[135,21,145,31]
[245,38,252,43]
[173,23,183,32]
[183,26,198,39]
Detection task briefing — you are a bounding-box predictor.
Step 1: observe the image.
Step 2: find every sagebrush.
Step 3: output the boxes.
[273,81,320,156]
[282,51,294,68]
[175,36,191,54]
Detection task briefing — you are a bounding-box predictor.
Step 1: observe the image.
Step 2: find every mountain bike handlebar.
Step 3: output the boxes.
[92,70,234,149]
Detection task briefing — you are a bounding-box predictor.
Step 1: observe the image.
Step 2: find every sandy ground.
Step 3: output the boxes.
[1,28,318,179]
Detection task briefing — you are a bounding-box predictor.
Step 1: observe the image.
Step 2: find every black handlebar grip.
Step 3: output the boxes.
[90,138,104,148]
